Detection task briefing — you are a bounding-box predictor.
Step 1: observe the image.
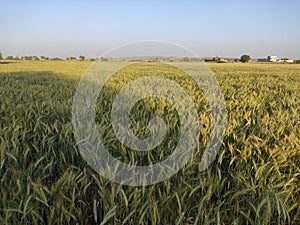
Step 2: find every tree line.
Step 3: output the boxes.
[1,51,299,64]
[0,52,108,61]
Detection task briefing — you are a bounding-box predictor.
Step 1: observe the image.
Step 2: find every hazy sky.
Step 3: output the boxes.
[1,0,299,59]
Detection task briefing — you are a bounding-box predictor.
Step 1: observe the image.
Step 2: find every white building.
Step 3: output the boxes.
[258,56,294,63]
[267,56,278,62]
[278,59,294,63]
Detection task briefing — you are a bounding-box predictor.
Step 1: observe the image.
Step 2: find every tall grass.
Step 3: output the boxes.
[0,61,299,224]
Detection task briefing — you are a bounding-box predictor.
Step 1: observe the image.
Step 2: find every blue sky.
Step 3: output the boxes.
[1,0,299,58]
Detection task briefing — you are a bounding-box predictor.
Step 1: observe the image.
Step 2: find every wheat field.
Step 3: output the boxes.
[0,60,299,224]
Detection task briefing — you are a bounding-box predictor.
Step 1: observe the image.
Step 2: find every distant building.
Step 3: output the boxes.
[258,58,268,62]
[258,56,293,63]
[219,58,228,63]
[278,58,294,63]
[267,56,278,62]
[286,59,294,63]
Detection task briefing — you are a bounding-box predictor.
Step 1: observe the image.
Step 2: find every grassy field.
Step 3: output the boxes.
[0,60,300,224]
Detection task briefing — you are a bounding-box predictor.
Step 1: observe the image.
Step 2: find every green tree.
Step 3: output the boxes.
[100,57,108,61]
[240,55,251,63]
[0,51,2,60]
[50,57,62,61]
[293,60,300,64]
[79,55,85,61]
[212,57,220,63]
[24,56,33,60]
